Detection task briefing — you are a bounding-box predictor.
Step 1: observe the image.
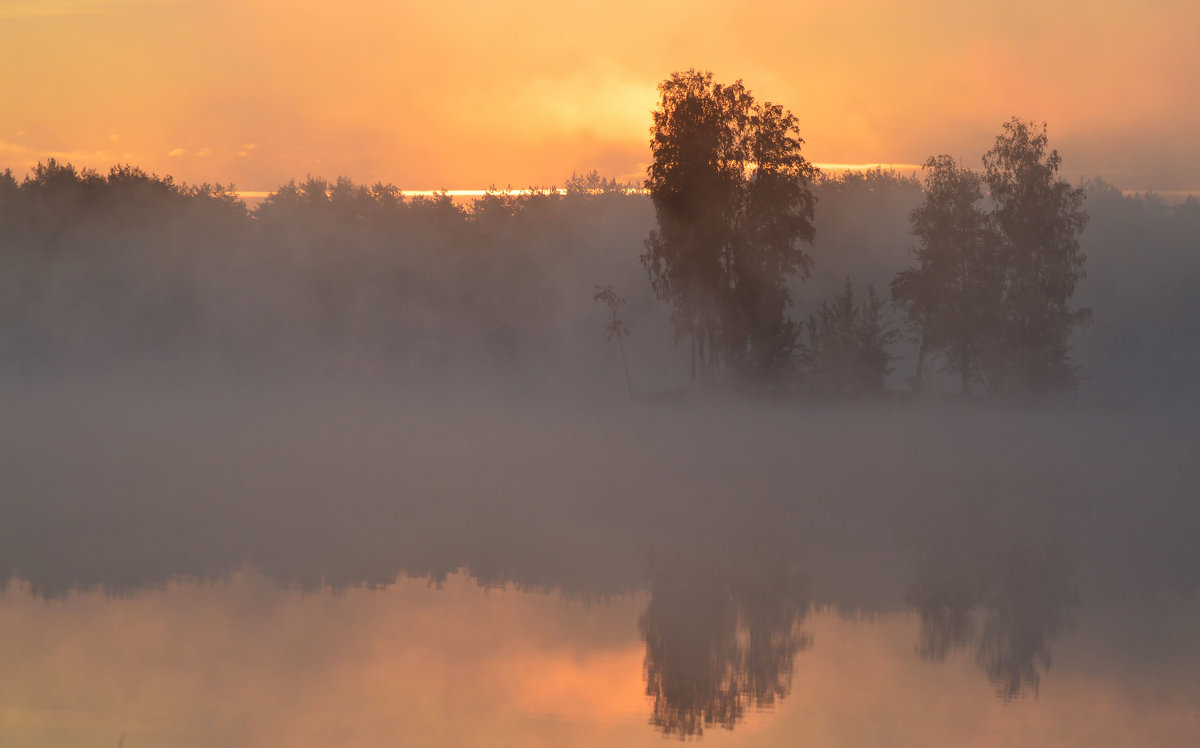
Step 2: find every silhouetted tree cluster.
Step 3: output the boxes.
[642,70,817,385]
[641,72,1107,400]
[891,156,999,394]
[893,120,1090,399]
[797,278,898,397]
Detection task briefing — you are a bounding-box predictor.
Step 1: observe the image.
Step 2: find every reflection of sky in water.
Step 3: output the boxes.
[1,570,1197,747]
[1,386,1198,744]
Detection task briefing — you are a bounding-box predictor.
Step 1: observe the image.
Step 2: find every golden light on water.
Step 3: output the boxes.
[2,570,1197,746]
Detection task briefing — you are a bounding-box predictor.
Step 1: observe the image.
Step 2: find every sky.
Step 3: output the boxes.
[1,0,1197,193]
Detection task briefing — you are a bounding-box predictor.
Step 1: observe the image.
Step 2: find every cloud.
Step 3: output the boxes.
[0,137,118,169]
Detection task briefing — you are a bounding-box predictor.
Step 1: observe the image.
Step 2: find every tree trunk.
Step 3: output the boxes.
[617,333,633,396]
[913,336,928,393]
[690,335,697,384]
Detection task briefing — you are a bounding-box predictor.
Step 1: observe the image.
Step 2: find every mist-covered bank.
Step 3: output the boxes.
[1,163,1197,404]
[2,160,1196,641]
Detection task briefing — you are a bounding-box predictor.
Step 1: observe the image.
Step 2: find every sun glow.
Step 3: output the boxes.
[1,1,1195,193]
[813,162,924,173]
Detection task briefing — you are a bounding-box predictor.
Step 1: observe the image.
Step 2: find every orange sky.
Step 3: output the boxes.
[2,0,1197,193]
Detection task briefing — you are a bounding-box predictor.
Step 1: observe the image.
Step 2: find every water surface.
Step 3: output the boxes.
[2,381,1197,745]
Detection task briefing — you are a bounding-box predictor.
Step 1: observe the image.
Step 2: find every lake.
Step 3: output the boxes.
[2,380,1197,745]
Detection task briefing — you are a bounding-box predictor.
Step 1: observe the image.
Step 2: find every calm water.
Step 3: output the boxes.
[2,382,1198,745]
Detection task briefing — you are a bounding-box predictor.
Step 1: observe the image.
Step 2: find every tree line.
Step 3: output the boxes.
[0,85,1195,399]
[0,161,655,382]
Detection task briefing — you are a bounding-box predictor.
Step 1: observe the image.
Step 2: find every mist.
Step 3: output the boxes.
[2,164,1195,400]
[1,159,1198,742]
[2,158,1197,603]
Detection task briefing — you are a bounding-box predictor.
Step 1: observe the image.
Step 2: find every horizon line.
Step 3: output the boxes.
[230,163,931,201]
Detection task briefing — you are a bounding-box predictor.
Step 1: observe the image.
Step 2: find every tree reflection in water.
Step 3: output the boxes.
[906,512,1078,700]
[639,544,810,737]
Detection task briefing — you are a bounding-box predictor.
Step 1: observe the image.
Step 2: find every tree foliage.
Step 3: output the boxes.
[893,120,1090,398]
[892,156,1001,394]
[983,119,1090,397]
[798,278,898,397]
[0,160,647,377]
[641,70,816,384]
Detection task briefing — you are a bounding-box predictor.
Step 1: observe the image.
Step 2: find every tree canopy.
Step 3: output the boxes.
[642,70,817,385]
[892,155,1001,394]
[983,119,1090,397]
[893,120,1089,399]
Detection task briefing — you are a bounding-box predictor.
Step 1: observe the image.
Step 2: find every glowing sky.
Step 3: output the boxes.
[2,0,1196,192]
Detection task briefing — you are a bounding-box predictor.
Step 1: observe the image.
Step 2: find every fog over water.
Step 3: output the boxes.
[0,165,1198,744]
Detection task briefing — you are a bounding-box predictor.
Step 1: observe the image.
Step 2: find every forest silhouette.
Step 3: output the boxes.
[0,135,1196,402]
